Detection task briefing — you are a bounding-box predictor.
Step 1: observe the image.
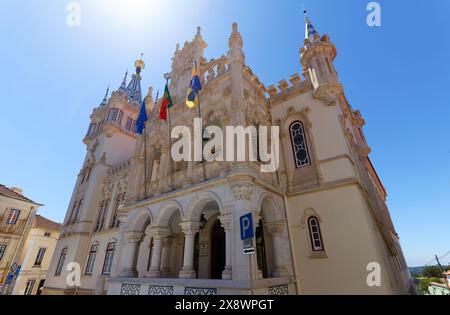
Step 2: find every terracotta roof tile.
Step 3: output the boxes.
[32,215,62,231]
[0,184,39,204]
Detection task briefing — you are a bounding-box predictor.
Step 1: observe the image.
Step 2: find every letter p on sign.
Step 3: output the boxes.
[240,213,254,240]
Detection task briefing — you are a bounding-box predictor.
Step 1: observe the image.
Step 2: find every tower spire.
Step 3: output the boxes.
[126,54,145,104]
[119,70,128,92]
[100,86,110,107]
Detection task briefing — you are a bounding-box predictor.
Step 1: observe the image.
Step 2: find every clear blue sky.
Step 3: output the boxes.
[0,0,448,267]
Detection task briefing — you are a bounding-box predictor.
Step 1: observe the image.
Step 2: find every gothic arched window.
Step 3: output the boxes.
[107,108,118,122]
[289,121,311,168]
[307,217,324,251]
[55,247,68,276]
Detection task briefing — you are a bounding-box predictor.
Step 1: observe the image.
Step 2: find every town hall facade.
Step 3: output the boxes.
[43,17,413,295]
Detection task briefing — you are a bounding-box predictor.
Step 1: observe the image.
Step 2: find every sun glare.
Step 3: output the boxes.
[97,0,170,28]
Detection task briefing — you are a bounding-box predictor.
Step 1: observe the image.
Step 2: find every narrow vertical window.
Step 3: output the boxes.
[55,248,68,276]
[107,108,118,122]
[85,166,92,182]
[102,242,116,275]
[68,202,77,225]
[71,199,83,224]
[95,199,108,232]
[290,121,311,168]
[85,244,98,275]
[125,117,133,131]
[34,248,46,266]
[24,280,36,295]
[308,217,324,251]
[117,110,124,125]
[0,245,6,261]
[110,193,124,229]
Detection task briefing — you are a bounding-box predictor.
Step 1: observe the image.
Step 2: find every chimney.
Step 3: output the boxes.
[11,187,23,195]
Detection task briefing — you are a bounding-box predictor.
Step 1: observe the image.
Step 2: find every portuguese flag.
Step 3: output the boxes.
[159,83,173,121]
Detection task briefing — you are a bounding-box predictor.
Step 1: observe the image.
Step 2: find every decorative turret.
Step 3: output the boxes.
[300,11,343,106]
[125,55,145,105]
[227,22,246,126]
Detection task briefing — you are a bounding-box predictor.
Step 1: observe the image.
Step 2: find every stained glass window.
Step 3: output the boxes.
[290,121,311,168]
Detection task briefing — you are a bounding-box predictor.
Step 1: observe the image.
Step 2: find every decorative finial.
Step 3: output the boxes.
[196,26,201,37]
[232,22,238,33]
[135,53,145,74]
[303,5,309,23]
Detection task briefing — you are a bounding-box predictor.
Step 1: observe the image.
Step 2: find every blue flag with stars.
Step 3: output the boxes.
[136,99,148,135]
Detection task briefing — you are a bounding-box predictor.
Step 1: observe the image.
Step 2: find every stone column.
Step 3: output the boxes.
[179,222,199,279]
[160,237,174,277]
[267,222,289,277]
[219,212,233,280]
[119,231,145,278]
[146,227,168,278]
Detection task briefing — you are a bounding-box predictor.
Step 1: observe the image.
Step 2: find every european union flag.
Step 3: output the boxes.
[135,99,148,135]
[186,63,202,109]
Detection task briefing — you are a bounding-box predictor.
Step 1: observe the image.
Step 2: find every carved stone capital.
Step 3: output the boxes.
[180,221,200,236]
[149,226,170,240]
[218,212,233,231]
[125,231,145,244]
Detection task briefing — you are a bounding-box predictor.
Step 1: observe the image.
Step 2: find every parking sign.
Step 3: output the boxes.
[240,213,254,240]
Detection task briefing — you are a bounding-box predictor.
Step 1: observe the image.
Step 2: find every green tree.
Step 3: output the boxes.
[422,266,442,278]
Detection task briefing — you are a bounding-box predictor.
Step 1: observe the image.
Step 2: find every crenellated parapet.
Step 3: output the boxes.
[266,73,313,105]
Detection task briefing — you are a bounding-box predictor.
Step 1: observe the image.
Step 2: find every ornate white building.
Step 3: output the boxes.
[43,17,413,295]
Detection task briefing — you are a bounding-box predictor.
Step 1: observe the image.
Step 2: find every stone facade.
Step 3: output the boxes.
[43,19,413,295]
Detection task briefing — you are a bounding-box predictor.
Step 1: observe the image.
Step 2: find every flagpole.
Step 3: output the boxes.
[164,73,175,191]
[144,119,148,199]
[195,62,207,182]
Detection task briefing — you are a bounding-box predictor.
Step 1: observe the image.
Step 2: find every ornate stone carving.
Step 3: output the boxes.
[231,183,254,200]
[313,82,343,107]
[125,231,145,244]
[120,283,141,296]
[148,285,173,296]
[218,212,233,231]
[269,284,289,295]
[180,221,200,236]
[185,287,217,295]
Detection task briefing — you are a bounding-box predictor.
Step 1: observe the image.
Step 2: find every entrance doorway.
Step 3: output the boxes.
[256,219,269,278]
[210,220,225,279]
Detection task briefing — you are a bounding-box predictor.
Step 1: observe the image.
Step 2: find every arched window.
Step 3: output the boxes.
[95,199,109,232]
[107,108,119,122]
[55,247,68,276]
[68,201,77,224]
[117,110,124,125]
[102,242,116,275]
[307,217,324,251]
[290,121,311,168]
[71,199,82,224]
[85,243,98,275]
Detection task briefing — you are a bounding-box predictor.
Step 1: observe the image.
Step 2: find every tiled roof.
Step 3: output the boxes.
[32,215,62,231]
[0,184,40,205]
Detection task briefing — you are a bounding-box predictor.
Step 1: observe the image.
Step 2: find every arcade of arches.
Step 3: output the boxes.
[115,194,290,281]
